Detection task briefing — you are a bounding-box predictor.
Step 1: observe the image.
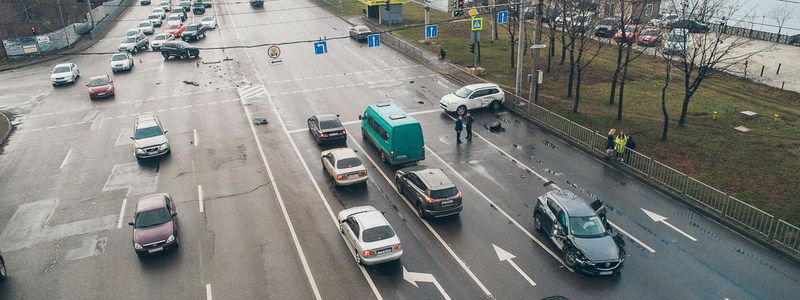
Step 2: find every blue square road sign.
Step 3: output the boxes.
[367,34,381,48]
[314,41,328,55]
[498,10,509,24]
[425,24,438,39]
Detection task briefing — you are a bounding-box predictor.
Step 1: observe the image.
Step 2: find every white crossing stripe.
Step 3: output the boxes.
[237,84,267,101]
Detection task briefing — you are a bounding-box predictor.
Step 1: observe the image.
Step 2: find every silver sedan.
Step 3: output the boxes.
[338,206,403,265]
[321,148,368,186]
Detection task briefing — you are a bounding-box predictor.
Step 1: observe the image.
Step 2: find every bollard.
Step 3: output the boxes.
[777,63,781,74]
[760,65,765,77]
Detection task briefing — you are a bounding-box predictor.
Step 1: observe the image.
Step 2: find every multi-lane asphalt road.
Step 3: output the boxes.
[1,0,799,299]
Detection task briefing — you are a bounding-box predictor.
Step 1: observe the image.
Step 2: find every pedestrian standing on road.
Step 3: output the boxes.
[455,115,464,144]
[625,134,636,162]
[464,111,474,141]
[605,128,617,160]
[614,130,629,162]
[439,47,447,60]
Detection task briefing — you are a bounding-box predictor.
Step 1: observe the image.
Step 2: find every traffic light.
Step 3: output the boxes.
[469,42,475,54]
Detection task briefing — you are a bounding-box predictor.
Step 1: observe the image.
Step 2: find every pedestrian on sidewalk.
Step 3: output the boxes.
[614,130,629,162]
[605,128,617,160]
[625,134,636,162]
[455,115,463,144]
[464,111,474,141]
[439,47,446,60]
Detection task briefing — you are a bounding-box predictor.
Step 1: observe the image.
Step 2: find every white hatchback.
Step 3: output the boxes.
[439,83,505,115]
[50,63,80,85]
[320,148,368,186]
[110,52,134,73]
[338,206,403,265]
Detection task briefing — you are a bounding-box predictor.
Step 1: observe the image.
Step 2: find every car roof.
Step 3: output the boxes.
[329,148,358,160]
[353,209,389,230]
[54,63,72,68]
[136,193,168,212]
[412,167,455,191]
[545,190,596,216]
[367,103,420,127]
[136,114,160,127]
[463,83,499,90]
[315,113,339,121]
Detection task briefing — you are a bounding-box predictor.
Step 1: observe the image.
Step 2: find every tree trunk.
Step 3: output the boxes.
[678,93,691,127]
[560,30,567,65]
[510,38,517,69]
[609,42,625,105]
[574,48,584,113]
[566,40,575,98]
[661,63,672,141]
[617,45,632,121]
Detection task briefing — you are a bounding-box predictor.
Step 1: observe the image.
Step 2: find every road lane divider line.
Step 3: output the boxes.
[609,221,656,253]
[193,129,199,146]
[59,149,73,169]
[198,185,204,213]
[424,145,568,268]
[117,198,128,229]
[206,283,212,300]
[436,113,656,254]
[349,137,493,298]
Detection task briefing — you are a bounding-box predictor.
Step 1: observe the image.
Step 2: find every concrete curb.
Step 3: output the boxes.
[0,111,12,148]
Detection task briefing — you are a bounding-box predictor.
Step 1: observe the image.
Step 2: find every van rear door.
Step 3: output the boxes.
[391,123,424,162]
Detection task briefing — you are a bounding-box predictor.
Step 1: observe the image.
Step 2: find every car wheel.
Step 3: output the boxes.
[381,151,389,164]
[490,100,501,110]
[563,247,579,268]
[533,212,544,233]
[133,47,139,53]
[180,53,188,60]
[162,52,170,59]
[361,127,367,141]
[456,105,467,116]
[415,199,426,218]
[0,258,7,280]
[112,70,116,74]
[355,254,362,265]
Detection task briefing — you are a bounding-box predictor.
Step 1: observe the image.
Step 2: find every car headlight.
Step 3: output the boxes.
[158,143,168,150]
[167,235,175,243]
[134,243,143,250]
[136,148,146,154]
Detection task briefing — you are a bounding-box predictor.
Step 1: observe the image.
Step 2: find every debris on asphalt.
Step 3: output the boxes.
[543,180,555,187]
[409,81,415,84]
[156,82,161,85]
[253,118,269,125]
[487,121,504,132]
[183,80,200,86]
[417,101,425,104]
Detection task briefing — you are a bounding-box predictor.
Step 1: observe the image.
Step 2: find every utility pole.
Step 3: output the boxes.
[56,0,71,48]
[424,1,431,43]
[85,0,95,29]
[528,0,544,103]
[513,0,527,96]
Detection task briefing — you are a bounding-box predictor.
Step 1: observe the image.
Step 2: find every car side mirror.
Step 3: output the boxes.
[129,136,134,140]
[163,130,168,134]
[358,115,362,120]
[110,80,114,83]
[171,212,177,217]
[128,221,134,226]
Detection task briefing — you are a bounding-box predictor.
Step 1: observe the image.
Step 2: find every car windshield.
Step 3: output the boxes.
[319,119,342,129]
[569,215,607,238]
[53,66,70,73]
[111,54,127,61]
[123,37,137,43]
[139,22,150,27]
[167,24,179,30]
[186,24,199,30]
[126,30,137,36]
[667,34,686,42]
[154,35,167,40]
[643,30,659,36]
[169,15,180,20]
[135,126,163,139]
[361,225,396,242]
[89,77,109,87]
[336,157,362,169]
[430,187,458,199]
[154,9,164,13]
[454,87,473,98]
[149,15,159,19]
[134,207,171,228]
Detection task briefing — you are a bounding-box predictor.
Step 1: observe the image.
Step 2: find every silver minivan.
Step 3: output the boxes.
[132,114,170,161]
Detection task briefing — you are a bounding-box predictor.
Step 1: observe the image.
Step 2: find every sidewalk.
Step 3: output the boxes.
[723,37,800,93]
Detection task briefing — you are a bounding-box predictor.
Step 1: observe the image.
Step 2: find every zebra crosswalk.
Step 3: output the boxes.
[237,84,267,103]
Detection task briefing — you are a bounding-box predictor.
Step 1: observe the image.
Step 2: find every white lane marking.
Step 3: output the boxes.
[269,95,384,300]
[193,129,199,146]
[205,283,212,300]
[402,267,451,299]
[425,146,568,266]
[117,198,128,229]
[287,128,308,134]
[609,221,656,253]
[409,108,442,116]
[59,149,73,169]
[350,137,493,298]
[493,244,537,286]
[642,208,698,242]
[198,185,204,213]
[224,4,322,298]
[437,112,656,253]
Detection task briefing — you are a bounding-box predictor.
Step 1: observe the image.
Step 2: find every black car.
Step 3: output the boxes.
[173,6,188,20]
[160,41,199,60]
[789,34,800,45]
[533,190,625,276]
[669,19,709,33]
[192,2,205,14]
[395,166,462,218]
[594,18,621,38]
[0,250,7,281]
[250,0,264,7]
[307,114,346,145]
[182,23,206,42]
[349,25,372,42]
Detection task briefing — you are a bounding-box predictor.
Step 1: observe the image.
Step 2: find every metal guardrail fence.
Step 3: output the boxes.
[373,28,800,256]
[710,23,796,45]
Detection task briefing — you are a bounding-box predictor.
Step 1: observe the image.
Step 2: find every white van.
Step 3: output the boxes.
[662,28,691,56]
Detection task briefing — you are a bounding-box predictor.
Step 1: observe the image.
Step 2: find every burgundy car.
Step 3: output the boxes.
[614,25,640,43]
[637,28,662,47]
[87,75,114,99]
[129,193,178,256]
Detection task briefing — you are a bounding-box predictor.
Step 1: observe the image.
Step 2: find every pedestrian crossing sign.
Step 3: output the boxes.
[471,18,483,31]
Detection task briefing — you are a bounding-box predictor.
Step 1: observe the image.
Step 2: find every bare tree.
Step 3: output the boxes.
[543,0,559,72]
[768,3,796,38]
[566,0,602,111]
[501,2,521,69]
[659,53,672,141]
[664,0,765,127]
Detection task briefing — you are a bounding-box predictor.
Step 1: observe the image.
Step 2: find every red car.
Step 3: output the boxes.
[87,75,114,99]
[165,23,185,37]
[637,28,662,47]
[129,194,179,256]
[614,25,640,43]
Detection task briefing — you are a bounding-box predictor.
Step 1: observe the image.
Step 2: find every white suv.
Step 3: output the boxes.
[439,83,505,115]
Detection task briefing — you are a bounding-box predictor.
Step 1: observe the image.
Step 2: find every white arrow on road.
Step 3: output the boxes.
[641,208,698,241]
[403,267,451,300]
[492,244,537,287]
